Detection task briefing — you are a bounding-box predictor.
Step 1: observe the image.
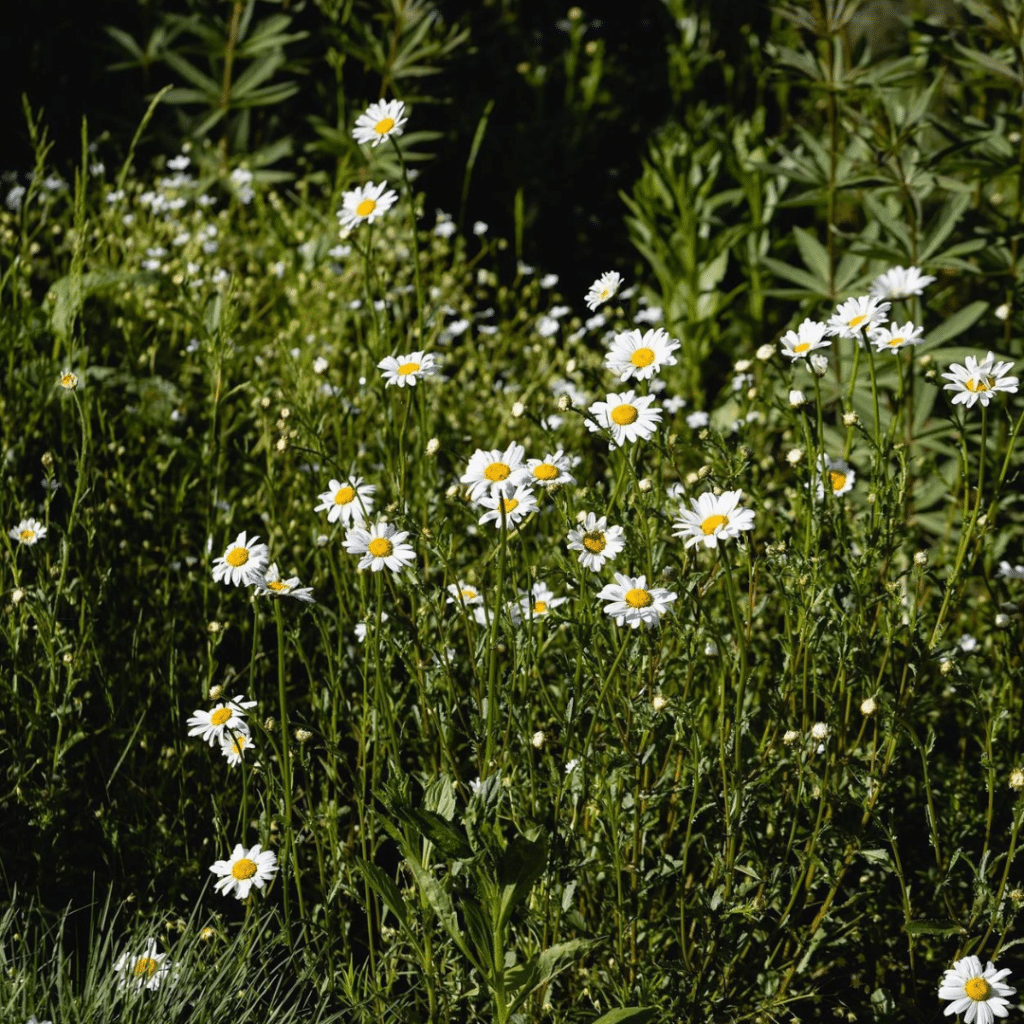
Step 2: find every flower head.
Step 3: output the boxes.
[779,319,831,360]
[816,454,855,499]
[942,352,1019,408]
[187,695,257,746]
[605,327,681,382]
[673,490,756,549]
[113,939,174,992]
[210,843,279,900]
[596,573,677,629]
[566,512,625,571]
[352,99,408,148]
[220,730,255,767]
[870,265,935,300]
[513,449,576,488]
[869,320,926,353]
[477,483,538,529]
[586,391,663,448]
[826,295,891,339]
[211,532,269,587]
[518,581,567,620]
[938,955,1014,1024]
[447,581,484,609]
[338,181,398,232]
[315,476,376,527]
[378,350,438,388]
[254,563,316,603]
[343,520,415,573]
[59,368,79,390]
[585,270,623,311]
[461,443,527,501]
[9,518,47,546]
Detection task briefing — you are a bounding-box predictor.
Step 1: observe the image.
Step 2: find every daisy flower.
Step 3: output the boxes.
[446,581,484,609]
[9,518,47,546]
[343,520,416,573]
[518,581,567,619]
[315,476,376,527]
[815,455,855,498]
[352,99,408,148]
[938,955,1014,1024]
[253,563,315,603]
[586,391,663,448]
[58,368,79,390]
[566,512,625,571]
[113,939,174,992]
[942,352,1019,408]
[826,295,891,339]
[477,483,538,529]
[779,319,831,360]
[596,573,677,629]
[869,320,925,352]
[585,270,623,311]
[997,561,1024,579]
[605,327,681,382]
[211,532,269,587]
[461,442,527,500]
[337,181,398,232]
[187,696,256,746]
[210,842,279,900]
[378,350,438,388]
[673,490,756,549]
[220,730,255,767]
[870,265,936,300]
[513,450,576,488]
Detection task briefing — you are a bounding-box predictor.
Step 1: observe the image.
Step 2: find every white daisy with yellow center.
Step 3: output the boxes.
[220,729,255,767]
[352,99,408,148]
[870,265,935,300]
[585,270,623,311]
[337,181,398,232]
[58,368,79,390]
[938,954,1015,1024]
[826,295,891,339]
[254,563,315,604]
[9,517,47,546]
[461,442,527,500]
[815,454,855,499]
[446,581,484,609]
[477,482,538,529]
[378,350,438,388]
[113,939,174,991]
[605,327,681,382]
[187,695,257,746]
[673,490,756,550]
[315,476,376,527]
[596,572,677,629]
[518,581,567,620]
[343,520,416,573]
[869,320,925,353]
[211,531,269,586]
[779,318,831,361]
[942,352,1019,409]
[210,842,279,900]
[586,390,663,448]
[513,449,577,489]
[566,511,625,571]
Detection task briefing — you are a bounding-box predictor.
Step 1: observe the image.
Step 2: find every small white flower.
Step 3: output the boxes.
[461,443,527,501]
[686,411,709,429]
[941,352,1019,408]
[378,350,438,387]
[596,573,677,629]
[220,730,255,767]
[938,955,1015,1024]
[355,611,389,642]
[780,319,831,360]
[315,477,376,526]
[211,532,269,586]
[187,695,256,746]
[446,581,484,609]
[337,181,398,231]
[870,265,935,300]
[519,581,567,620]
[826,295,891,339]
[674,490,756,549]
[809,353,830,376]
[513,450,576,488]
[210,843,279,900]
[541,273,559,288]
[605,327,681,382]
[815,454,855,498]
[113,939,174,992]
[869,320,925,353]
[352,99,408,147]
[997,561,1024,579]
[9,518,47,546]
[566,512,626,571]
[586,391,663,448]
[343,521,416,573]
[585,271,623,310]
[789,389,807,407]
[254,563,315,603]
[476,483,538,529]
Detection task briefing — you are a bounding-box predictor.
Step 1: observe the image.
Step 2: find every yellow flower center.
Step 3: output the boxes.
[829,471,847,492]
[625,588,652,608]
[19,529,34,541]
[966,376,994,393]
[631,347,655,368]
[267,580,290,592]
[702,514,728,535]
[356,198,377,218]
[847,314,867,329]
[368,538,393,558]
[375,117,396,135]
[533,463,558,481]
[500,498,519,514]
[61,373,77,389]
[484,462,511,481]
[230,735,248,755]
[334,486,356,505]
[583,530,606,553]
[533,601,547,614]
[793,342,810,353]
[232,858,258,880]
[210,708,232,726]
[460,589,477,600]
[226,546,249,567]
[600,288,610,299]
[398,362,420,376]
[965,977,991,1001]
[887,337,905,347]
[611,404,638,425]
[133,957,158,979]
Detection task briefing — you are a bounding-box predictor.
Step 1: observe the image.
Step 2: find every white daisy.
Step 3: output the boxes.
[446,581,484,609]
[997,561,1024,579]
[870,265,936,300]
[476,483,538,529]
[673,490,756,549]
[58,368,79,391]
[518,581,567,619]
[605,327,681,382]
[352,99,408,148]
[461,442,527,500]
[337,181,398,232]
[343,520,416,572]
[779,319,831,360]
[586,391,663,448]
[815,454,855,498]
[113,939,174,992]
[220,730,255,767]
[210,842,279,900]
[315,476,376,526]
[585,270,623,311]
[938,955,1014,1024]
[9,518,47,546]
[253,563,316,603]
[596,573,677,629]
[187,696,256,746]
[826,295,891,338]
[942,352,1019,408]
[869,320,926,352]
[513,450,576,488]
[378,350,438,387]
[566,512,625,571]
[211,532,269,587]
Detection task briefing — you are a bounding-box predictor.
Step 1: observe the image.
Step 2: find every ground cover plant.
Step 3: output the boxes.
[5,1,1024,1022]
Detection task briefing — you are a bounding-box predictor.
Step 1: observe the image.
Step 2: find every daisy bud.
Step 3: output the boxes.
[11,588,24,605]
[914,550,928,568]
[786,448,803,465]
[511,401,525,418]
[207,621,222,634]
[264,717,276,732]
[260,397,272,408]
[996,303,1011,321]
[995,613,1010,628]
[568,5,583,18]
[783,730,799,745]
[295,728,312,743]
[1012,888,1024,906]
[315,534,329,547]
[1009,767,1024,790]
[842,411,859,426]
[810,354,829,376]
[445,484,459,499]
[860,696,877,716]
[557,394,571,411]
[426,437,440,456]
[735,359,752,373]
[789,389,807,408]
[698,465,712,479]
[532,730,545,749]
[685,471,699,485]
[276,436,288,452]
[565,359,577,373]
[652,694,668,711]
[756,344,775,361]
[811,722,830,741]
[200,926,216,941]
[940,660,953,675]
[746,386,758,400]
[209,684,223,700]
[41,451,54,468]
[918,353,932,367]
[867,493,876,505]
[638,478,652,493]
[704,640,718,657]
[312,357,328,374]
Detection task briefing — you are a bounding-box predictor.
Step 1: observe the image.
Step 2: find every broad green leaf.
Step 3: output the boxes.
[354,860,409,930]
[590,1008,658,1024]
[905,919,965,936]
[919,192,972,262]
[495,835,547,932]
[793,226,830,286]
[922,301,987,347]
[162,50,220,95]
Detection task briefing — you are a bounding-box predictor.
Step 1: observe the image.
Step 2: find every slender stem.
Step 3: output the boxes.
[274,599,296,944]
[484,507,508,773]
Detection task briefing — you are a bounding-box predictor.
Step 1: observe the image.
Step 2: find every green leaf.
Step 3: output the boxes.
[507,940,596,1017]
[354,859,409,930]
[162,49,220,95]
[760,256,828,295]
[793,226,830,287]
[590,1008,658,1024]
[495,835,547,933]
[919,192,972,262]
[923,300,988,347]
[905,919,965,936]
[46,270,140,341]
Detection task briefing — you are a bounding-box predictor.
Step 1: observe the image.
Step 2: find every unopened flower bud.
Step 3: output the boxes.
[638,478,652,493]
[810,354,829,377]
[756,344,775,361]
[914,550,928,568]
[426,437,440,456]
[843,411,859,426]
[511,401,525,418]
[557,394,571,411]
[860,696,877,716]
[789,389,806,408]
